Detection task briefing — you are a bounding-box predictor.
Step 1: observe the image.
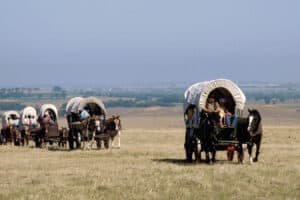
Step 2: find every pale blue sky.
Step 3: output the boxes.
[0,0,299,87]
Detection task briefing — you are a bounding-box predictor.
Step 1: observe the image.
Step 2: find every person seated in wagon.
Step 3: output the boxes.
[43,111,55,126]
[80,108,90,121]
[202,97,220,114]
[218,98,237,128]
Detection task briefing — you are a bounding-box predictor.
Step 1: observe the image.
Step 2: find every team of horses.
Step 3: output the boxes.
[67,115,122,150]
[186,108,263,164]
[0,115,122,150]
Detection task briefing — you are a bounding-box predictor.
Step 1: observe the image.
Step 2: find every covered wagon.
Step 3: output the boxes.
[183,79,247,161]
[65,96,107,149]
[0,111,20,144]
[19,106,39,129]
[36,104,60,145]
[1,111,20,128]
[18,106,39,145]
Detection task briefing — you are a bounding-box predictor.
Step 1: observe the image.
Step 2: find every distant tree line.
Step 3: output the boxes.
[245,90,300,104]
[0,86,66,100]
[1,85,300,110]
[0,102,24,111]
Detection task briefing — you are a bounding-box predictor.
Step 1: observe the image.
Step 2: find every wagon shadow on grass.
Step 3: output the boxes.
[152,158,242,166]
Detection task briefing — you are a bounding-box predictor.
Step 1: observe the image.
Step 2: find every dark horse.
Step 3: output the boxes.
[197,111,219,163]
[184,111,219,163]
[227,109,263,163]
[243,109,263,163]
[0,126,21,146]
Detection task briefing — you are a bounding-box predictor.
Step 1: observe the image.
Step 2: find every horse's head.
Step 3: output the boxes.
[105,116,122,131]
[113,116,122,131]
[247,109,261,133]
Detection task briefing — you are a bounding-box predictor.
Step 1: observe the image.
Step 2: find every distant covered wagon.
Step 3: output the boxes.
[19,106,39,130]
[183,79,247,161]
[0,111,20,144]
[37,104,60,145]
[1,111,20,128]
[19,106,39,145]
[40,104,59,122]
[66,96,107,149]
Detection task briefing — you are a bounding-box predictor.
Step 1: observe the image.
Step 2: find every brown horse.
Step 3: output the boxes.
[1,126,21,146]
[21,125,31,146]
[81,117,97,150]
[58,127,69,148]
[103,116,122,149]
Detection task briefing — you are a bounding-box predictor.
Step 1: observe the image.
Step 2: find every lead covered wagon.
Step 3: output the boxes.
[66,96,107,150]
[183,79,246,162]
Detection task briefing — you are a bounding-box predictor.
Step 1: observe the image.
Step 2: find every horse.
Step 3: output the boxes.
[184,126,201,162]
[58,127,69,148]
[96,116,122,149]
[0,126,21,146]
[21,125,31,146]
[228,109,263,163]
[246,109,263,163]
[0,127,11,145]
[197,111,220,163]
[81,117,98,150]
[12,126,22,146]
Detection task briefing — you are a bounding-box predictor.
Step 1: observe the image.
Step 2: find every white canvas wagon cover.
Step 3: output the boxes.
[184,79,246,116]
[65,97,84,114]
[66,96,106,116]
[78,96,106,116]
[1,110,20,127]
[40,104,59,121]
[20,106,38,125]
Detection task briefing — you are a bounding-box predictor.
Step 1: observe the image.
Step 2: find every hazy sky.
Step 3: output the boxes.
[0,1,299,87]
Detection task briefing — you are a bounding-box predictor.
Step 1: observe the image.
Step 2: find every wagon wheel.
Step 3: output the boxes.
[104,137,110,149]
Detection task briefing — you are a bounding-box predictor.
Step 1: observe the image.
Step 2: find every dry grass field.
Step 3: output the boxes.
[0,103,299,200]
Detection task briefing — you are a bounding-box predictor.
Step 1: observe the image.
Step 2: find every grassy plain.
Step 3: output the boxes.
[0,103,299,200]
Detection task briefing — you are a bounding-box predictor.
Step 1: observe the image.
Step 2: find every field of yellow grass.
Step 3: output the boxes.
[0,103,299,200]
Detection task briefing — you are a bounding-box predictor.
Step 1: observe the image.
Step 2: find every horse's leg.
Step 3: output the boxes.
[110,131,115,148]
[11,131,15,147]
[117,131,121,149]
[194,137,201,162]
[237,144,244,163]
[211,145,216,163]
[76,131,81,149]
[247,143,253,164]
[25,133,29,146]
[204,142,210,164]
[254,136,262,162]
